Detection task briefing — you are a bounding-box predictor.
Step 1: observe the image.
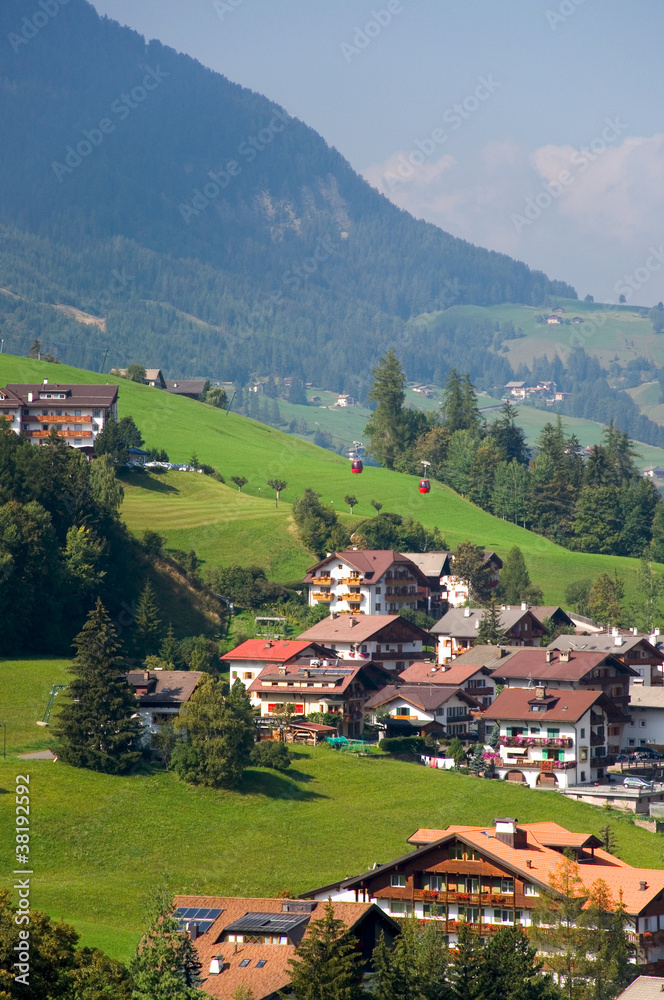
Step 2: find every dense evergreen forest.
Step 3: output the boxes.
[0,0,574,386]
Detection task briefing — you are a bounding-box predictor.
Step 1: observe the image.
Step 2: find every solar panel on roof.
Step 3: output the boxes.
[297,667,354,676]
[174,907,222,934]
[224,911,309,935]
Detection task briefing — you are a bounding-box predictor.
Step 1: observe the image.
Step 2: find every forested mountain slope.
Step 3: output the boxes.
[0,0,574,387]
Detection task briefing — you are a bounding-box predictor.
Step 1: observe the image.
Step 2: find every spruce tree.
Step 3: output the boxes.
[159,623,181,668]
[54,599,143,774]
[130,905,203,1000]
[286,900,363,1000]
[449,920,480,1000]
[134,580,162,656]
[476,599,507,645]
[364,350,407,469]
[475,925,561,1000]
[497,546,531,604]
[530,853,586,1000]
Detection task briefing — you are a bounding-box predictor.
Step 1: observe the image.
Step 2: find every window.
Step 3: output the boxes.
[464,877,479,893]
[547,729,560,738]
[494,909,513,923]
[391,874,406,887]
[500,879,514,894]
[524,883,539,896]
[361,645,367,653]
[580,771,586,782]
[458,906,480,922]
[93,409,100,418]
[449,843,464,860]
[427,875,445,891]
[239,959,251,968]
[396,706,410,716]
[422,903,445,918]
[256,960,267,969]
[580,728,585,739]
[628,739,635,746]
[640,720,647,728]
[390,901,412,915]
[579,747,588,762]
[375,604,381,612]
[75,410,81,416]
[375,587,381,595]
[529,728,540,735]
[243,672,253,680]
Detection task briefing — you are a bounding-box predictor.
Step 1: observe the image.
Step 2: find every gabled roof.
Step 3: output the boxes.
[125,670,203,705]
[443,645,522,667]
[401,551,452,577]
[165,379,207,395]
[550,633,663,661]
[398,661,493,685]
[492,648,639,681]
[431,606,543,638]
[248,658,392,696]
[173,895,398,1000]
[296,614,431,645]
[629,687,664,709]
[302,821,664,916]
[482,686,627,723]
[364,684,481,712]
[221,640,330,663]
[529,606,575,627]
[6,383,118,406]
[616,977,664,1000]
[303,551,430,587]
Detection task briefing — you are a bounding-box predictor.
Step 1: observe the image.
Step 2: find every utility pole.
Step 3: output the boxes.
[99,348,109,374]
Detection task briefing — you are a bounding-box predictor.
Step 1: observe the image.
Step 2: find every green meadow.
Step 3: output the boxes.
[0,352,658,602]
[3,657,663,965]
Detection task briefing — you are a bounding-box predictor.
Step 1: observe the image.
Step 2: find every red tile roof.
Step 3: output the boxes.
[398,661,492,685]
[222,640,323,662]
[297,614,430,644]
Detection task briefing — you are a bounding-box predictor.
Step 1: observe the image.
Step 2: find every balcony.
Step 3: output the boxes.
[590,731,606,746]
[340,577,361,585]
[502,757,577,771]
[312,575,332,586]
[501,736,573,749]
[591,753,615,768]
[345,594,364,604]
[34,414,90,424]
[26,429,92,439]
[312,592,333,602]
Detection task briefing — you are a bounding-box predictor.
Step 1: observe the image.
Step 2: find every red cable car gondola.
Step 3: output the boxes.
[419,479,430,494]
[351,459,363,474]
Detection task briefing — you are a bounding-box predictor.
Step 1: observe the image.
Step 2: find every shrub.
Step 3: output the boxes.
[250,741,291,771]
[378,736,425,755]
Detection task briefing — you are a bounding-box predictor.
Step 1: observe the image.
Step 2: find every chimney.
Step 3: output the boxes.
[350,618,358,627]
[474,619,480,629]
[521,602,527,611]
[189,923,200,941]
[352,545,358,550]
[27,392,33,402]
[143,670,150,681]
[640,881,648,891]
[560,650,570,662]
[526,859,533,869]
[43,378,48,385]
[265,641,273,648]
[494,818,528,849]
[278,666,286,675]
[464,608,471,617]
[209,955,223,975]
[611,627,619,637]
[535,685,546,701]
[614,635,623,647]
[545,649,553,664]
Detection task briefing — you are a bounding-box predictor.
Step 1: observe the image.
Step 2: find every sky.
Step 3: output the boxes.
[91,0,664,307]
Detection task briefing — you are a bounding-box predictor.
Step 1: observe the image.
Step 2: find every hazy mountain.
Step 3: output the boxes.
[0,0,575,387]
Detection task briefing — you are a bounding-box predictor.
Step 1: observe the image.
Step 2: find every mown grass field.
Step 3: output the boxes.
[0,352,660,603]
[3,657,664,965]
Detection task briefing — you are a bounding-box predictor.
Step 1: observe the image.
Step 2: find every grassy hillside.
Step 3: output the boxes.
[0,352,659,603]
[3,656,663,964]
[415,299,661,370]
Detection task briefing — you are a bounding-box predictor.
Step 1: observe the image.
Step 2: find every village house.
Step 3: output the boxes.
[247,656,392,737]
[529,606,575,632]
[174,894,399,1000]
[491,648,638,751]
[401,551,456,616]
[482,685,628,787]
[300,818,664,968]
[125,670,203,740]
[164,378,208,400]
[627,687,664,748]
[220,639,339,705]
[296,613,433,674]
[398,659,499,708]
[364,684,482,739]
[0,381,118,453]
[431,605,545,663]
[336,393,355,406]
[111,367,167,389]
[303,550,430,615]
[439,551,502,608]
[550,631,664,686]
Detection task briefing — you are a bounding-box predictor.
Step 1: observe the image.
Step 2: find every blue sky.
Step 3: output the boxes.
[91,0,664,306]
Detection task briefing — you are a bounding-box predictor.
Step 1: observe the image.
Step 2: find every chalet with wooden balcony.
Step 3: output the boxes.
[0,381,118,454]
[173,894,399,1000]
[300,818,664,968]
[296,613,433,674]
[364,684,482,737]
[403,550,502,610]
[550,631,664,687]
[491,647,638,748]
[247,657,392,738]
[431,605,545,663]
[482,685,629,787]
[220,639,339,705]
[303,550,430,615]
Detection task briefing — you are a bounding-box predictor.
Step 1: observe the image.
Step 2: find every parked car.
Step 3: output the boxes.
[621,748,664,759]
[623,776,654,790]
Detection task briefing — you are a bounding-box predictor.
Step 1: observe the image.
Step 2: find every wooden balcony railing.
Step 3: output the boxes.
[312,576,333,585]
[312,592,333,602]
[34,414,90,424]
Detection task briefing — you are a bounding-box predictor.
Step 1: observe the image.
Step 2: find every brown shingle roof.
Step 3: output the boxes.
[364,684,480,712]
[172,895,393,1000]
[125,670,203,706]
[482,686,620,723]
[431,606,544,638]
[398,661,493,685]
[492,648,639,681]
[297,614,430,644]
[6,383,118,406]
[303,551,429,587]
